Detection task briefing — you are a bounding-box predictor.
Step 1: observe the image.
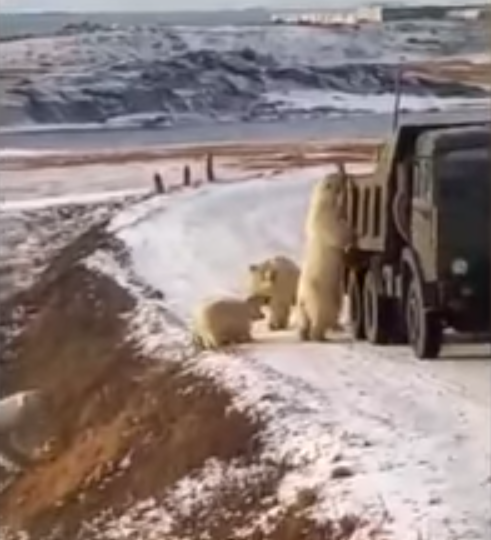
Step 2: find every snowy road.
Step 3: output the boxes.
[97,166,490,539]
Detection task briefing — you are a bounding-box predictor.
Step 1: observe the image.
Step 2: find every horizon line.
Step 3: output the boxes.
[0,0,480,15]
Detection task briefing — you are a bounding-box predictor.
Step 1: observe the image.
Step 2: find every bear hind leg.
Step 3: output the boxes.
[309,323,328,342]
[201,332,222,351]
[192,333,203,351]
[296,303,312,341]
[308,307,330,342]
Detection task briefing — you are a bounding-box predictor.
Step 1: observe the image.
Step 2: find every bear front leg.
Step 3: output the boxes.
[237,329,252,344]
[203,333,221,351]
[329,321,344,333]
[268,302,290,331]
[192,333,205,351]
[309,324,328,342]
[309,309,329,342]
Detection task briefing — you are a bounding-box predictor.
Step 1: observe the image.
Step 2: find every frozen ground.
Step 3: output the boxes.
[0,154,231,310]
[0,152,269,205]
[83,163,490,540]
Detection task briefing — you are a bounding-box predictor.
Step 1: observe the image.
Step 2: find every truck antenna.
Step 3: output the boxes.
[391,64,404,133]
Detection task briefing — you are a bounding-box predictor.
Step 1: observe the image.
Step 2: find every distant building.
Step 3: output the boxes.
[447,7,485,20]
[271,6,382,27]
[356,6,384,23]
[271,3,489,27]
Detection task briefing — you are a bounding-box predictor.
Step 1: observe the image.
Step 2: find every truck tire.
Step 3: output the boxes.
[405,278,443,360]
[362,268,390,345]
[347,271,365,340]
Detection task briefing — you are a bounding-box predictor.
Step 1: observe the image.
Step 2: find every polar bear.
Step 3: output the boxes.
[248,256,300,331]
[304,169,353,247]
[296,172,355,342]
[192,295,264,351]
[0,389,47,471]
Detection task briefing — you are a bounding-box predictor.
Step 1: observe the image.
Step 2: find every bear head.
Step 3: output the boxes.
[247,261,278,303]
[311,171,347,212]
[244,294,267,321]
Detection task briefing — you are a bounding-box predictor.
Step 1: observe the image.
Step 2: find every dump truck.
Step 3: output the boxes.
[343,119,490,359]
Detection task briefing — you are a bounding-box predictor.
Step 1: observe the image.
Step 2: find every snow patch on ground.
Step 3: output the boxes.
[0,148,71,159]
[0,188,148,212]
[265,90,491,115]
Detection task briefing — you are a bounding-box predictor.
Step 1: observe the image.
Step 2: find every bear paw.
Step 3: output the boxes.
[269,320,288,331]
[298,327,311,341]
[330,322,344,333]
[309,328,328,342]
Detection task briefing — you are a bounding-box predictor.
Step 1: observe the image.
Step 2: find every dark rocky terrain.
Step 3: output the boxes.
[0,19,488,130]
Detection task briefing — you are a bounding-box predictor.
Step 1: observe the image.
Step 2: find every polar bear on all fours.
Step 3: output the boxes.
[247,255,300,331]
[295,172,355,342]
[191,295,265,351]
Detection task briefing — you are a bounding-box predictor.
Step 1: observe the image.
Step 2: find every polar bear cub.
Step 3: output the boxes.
[248,255,300,331]
[192,295,264,350]
[296,172,355,342]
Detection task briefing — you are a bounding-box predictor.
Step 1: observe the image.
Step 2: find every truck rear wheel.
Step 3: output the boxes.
[347,271,365,340]
[405,278,443,360]
[363,268,390,345]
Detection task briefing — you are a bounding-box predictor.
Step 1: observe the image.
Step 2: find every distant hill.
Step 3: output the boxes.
[0,9,272,39]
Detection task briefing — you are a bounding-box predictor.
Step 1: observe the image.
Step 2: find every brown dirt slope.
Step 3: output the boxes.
[0,224,373,540]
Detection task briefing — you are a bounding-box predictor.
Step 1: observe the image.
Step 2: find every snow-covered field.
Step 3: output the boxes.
[0,155,259,206]
[83,164,490,540]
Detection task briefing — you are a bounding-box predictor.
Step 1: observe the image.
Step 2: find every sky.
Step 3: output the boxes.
[0,0,477,12]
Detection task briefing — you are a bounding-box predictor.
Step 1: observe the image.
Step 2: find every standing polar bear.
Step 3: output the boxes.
[296,171,355,342]
[192,295,264,350]
[248,255,300,331]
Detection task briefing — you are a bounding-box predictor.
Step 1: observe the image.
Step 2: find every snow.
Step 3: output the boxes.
[0,188,147,212]
[264,90,491,115]
[0,122,109,135]
[0,22,483,73]
[448,52,491,65]
[0,25,437,73]
[0,148,70,159]
[86,162,490,539]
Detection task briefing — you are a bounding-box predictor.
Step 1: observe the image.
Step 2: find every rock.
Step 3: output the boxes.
[331,464,355,479]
